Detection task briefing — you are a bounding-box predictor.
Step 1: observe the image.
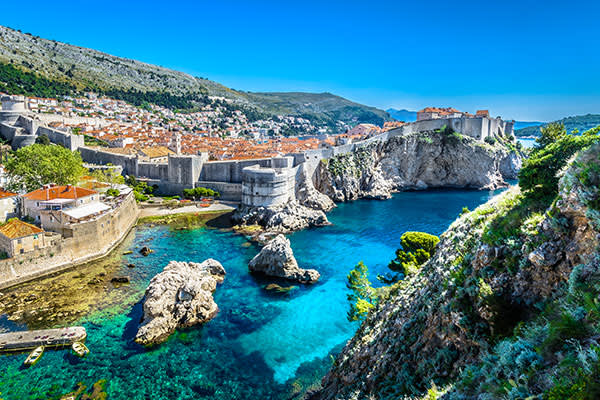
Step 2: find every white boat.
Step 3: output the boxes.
[71,341,89,357]
[24,346,44,366]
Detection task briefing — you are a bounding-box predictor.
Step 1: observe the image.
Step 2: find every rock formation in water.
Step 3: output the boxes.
[233,201,330,235]
[249,234,320,283]
[309,142,600,399]
[135,259,226,346]
[315,131,522,203]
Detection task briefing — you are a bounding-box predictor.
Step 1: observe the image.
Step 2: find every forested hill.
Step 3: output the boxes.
[516,114,600,136]
[0,25,390,126]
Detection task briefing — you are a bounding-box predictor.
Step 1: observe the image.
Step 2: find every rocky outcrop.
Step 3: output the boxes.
[135,259,226,346]
[295,162,336,212]
[248,234,320,283]
[315,132,521,202]
[310,144,600,400]
[233,201,329,235]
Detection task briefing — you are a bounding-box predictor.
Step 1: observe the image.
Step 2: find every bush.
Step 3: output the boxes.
[106,188,120,197]
[519,125,600,199]
[133,191,148,202]
[182,187,220,200]
[388,232,440,275]
[484,136,497,145]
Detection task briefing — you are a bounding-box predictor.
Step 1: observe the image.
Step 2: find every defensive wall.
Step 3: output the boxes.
[0,192,139,289]
[0,114,84,151]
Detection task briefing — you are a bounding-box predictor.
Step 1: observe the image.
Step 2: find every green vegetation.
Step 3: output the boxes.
[4,144,85,192]
[0,62,75,98]
[519,123,600,199]
[34,134,50,145]
[346,261,377,322]
[125,175,156,202]
[388,232,440,276]
[91,168,124,187]
[106,188,120,197]
[99,88,208,111]
[182,187,220,200]
[138,210,230,229]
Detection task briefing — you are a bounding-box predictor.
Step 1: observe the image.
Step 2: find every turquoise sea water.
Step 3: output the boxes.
[0,189,503,399]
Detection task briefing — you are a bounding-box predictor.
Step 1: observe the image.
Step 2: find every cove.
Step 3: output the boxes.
[0,188,504,400]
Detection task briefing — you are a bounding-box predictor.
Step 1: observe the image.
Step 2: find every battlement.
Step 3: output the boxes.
[241,157,296,207]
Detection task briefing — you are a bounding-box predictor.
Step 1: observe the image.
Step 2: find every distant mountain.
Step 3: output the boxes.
[0,25,390,127]
[386,108,417,122]
[513,120,544,130]
[516,114,600,137]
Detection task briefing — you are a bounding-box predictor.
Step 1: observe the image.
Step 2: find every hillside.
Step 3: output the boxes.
[311,125,600,399]
[516,114,600,137]
[0,25,389,127]
[386,108,417,122]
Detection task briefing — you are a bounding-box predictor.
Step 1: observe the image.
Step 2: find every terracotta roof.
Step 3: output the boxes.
[0,188,17,199]
[139,146,174,159]
[0,219,43,239]
[23,185,97,201]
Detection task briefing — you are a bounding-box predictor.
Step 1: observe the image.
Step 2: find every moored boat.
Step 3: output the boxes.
[71,341,89,357]
[23,346,44,366]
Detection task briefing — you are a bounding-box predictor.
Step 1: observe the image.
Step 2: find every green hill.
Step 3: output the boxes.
[0,25,389,127]
[516,114,600,136]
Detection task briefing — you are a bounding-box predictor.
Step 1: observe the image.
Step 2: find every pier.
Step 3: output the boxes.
[0,326,86,352]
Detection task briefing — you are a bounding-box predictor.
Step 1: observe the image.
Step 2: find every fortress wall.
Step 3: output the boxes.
[137,162,169,181]
[0,192,138,290]
[0,122,19,141]
[241,165,297,207]
[197,181,242,201]
[200,158,273,183]
[79,147,138,176]
[37,126,84,151]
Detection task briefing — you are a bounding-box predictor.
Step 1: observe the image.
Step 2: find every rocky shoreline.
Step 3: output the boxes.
[233,130,523,238]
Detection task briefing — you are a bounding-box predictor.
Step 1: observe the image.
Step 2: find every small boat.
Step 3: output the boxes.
[71,341,89,357]
[24,346,44,366]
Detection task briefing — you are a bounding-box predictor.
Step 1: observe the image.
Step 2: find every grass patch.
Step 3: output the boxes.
[138,210,230,229]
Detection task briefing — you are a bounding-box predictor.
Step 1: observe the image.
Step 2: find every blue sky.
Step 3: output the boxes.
[1,0,599,121]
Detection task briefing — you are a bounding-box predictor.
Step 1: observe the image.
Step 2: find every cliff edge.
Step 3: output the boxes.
[311,141,600,399]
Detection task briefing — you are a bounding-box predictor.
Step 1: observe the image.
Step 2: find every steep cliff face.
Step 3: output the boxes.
[311,144,600,400]
[315,131,522,202]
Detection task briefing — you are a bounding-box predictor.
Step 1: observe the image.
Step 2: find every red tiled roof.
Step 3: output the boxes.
[0,188,17,199]
[23,185,97,201]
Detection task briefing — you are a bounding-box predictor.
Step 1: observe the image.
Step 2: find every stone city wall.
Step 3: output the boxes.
[0,192,138,289]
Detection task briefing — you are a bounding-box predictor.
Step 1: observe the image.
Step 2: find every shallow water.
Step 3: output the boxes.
[0,188,503,399]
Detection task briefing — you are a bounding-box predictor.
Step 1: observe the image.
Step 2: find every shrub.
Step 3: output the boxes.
[182,187,220,199]
[519,125,600,199]
[106,188,120,197]
[484,136,497,145]
[388,232,440,275]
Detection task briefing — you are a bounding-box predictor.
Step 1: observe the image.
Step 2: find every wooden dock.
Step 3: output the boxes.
[0,326,86,353]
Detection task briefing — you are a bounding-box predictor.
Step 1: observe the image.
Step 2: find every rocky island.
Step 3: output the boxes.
[135,259,226,346]
[249,234,320,283]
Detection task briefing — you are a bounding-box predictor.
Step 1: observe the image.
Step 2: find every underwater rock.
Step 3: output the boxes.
[135,259,226,346]
[264,283,298,293]
[249,234,320,283]
[127,263,136,268]
[139,246,153,256]
[111,276,130,284]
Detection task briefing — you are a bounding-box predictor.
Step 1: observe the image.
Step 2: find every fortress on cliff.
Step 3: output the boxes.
[0,96,515,207]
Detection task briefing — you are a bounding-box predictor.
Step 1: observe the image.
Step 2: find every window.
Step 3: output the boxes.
[20,248,24,254]
[17,239,22,244]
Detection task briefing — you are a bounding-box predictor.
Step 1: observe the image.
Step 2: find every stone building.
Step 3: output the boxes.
[241,157,296,207]
[22,184,98,224]
[0,219,47,257]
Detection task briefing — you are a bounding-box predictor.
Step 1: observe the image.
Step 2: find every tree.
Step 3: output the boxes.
[91,168,124,188]
[388,232,440,276]
[347,261,377,322]
[519,125,600,199]
[535,122,567,149]
[4,144,85,192]
[35,134,50,145]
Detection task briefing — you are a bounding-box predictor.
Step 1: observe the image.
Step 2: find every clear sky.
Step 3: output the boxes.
[1,0,599,121]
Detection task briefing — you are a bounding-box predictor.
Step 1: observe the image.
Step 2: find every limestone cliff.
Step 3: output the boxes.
[315,130,522,202]
[310,143,600,400]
